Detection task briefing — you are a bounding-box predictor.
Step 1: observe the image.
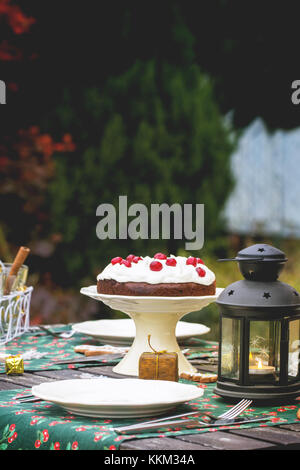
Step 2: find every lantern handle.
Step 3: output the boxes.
[218,257,265,262]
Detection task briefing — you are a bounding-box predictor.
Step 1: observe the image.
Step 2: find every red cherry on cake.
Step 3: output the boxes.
[166,257,177,266]
[150,260,163,271]
[126,254,136,262]
[186,257,197,267]
[121,259,132,267]
[132,256,142,263]
[197,258,204,264]
[111,257,122,265]
[153,253,167,260]
[196,267,206,277]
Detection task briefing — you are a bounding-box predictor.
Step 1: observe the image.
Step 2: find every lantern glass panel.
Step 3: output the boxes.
[248,320,280,384]
[288,319,300,379]
[220,317,240,380]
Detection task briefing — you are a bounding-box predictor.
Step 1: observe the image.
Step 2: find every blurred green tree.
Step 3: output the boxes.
[47,59,235,286]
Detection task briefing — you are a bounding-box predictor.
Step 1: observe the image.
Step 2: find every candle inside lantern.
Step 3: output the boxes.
[249,358,275,375]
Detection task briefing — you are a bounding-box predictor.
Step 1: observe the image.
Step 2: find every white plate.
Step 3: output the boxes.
[72,318,210,346]
[31,378,204,418]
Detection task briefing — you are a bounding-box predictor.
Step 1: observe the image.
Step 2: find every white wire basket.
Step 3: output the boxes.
[0,286,33,344]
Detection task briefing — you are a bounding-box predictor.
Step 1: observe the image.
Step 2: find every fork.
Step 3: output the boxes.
[131,399,253,426]
[36,326,76,339]
[205,399,253,423]
[114,399,253,434]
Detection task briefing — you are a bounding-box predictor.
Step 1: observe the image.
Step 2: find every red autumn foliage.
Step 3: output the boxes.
[0,0,35,35]
[0,126,76,214]
[0,0,36,61]
[0,39,22,61]
[0,3,74,217]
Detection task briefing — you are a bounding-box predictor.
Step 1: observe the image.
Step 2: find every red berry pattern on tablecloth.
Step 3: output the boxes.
[0,326,294,451]
[0,376,295,451]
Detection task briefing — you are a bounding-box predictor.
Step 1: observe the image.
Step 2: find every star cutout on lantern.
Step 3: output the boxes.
[263,292,271,299]
[257,248,265,252]
[228,290,234,296]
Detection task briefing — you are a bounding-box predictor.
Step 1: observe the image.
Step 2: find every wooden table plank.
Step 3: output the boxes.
[191,364,218,373]
[32,368,100,380]
[229,425,300,448]
[0,379,28,391]
[0,372,54,388]
[120,437,211,450]
[170,430,276,450]
[279,423,300,432]
[82,365,136,379]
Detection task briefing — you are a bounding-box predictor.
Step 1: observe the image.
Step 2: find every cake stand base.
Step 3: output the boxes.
[113,312,197,376]
[80,286,223,378]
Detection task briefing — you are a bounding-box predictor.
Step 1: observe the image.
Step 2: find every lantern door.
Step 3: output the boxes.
[288,317,300,382]
[247,320,281,385]
[220,316,241,381]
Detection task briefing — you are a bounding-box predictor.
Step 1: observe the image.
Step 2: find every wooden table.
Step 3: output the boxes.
[1,355,300,451]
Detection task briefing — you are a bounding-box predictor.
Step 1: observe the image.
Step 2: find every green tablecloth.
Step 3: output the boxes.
[0,327,298,449]
[0,326,217,373]
[0,382,299,450]
[0,327,121,372]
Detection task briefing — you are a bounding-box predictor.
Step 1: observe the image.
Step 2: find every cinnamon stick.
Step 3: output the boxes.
[3,246,30,295]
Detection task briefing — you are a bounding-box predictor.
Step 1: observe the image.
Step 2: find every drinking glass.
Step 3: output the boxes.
[0,263,29,296]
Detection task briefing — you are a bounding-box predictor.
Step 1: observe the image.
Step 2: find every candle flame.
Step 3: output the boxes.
[257,359,263,369]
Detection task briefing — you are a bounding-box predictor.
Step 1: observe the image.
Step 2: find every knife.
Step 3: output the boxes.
[114,416,271,434]
[52,354,123,365]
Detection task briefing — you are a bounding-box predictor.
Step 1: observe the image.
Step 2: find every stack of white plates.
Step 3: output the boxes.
[31,378,204,418]
[72,319,210,346]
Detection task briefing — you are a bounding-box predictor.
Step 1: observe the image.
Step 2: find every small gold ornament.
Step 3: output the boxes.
[5,354,24,375]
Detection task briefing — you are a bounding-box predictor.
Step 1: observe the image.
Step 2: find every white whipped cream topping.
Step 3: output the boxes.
[97,255,215,286]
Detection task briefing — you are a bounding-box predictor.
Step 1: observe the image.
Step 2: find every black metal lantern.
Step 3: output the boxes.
[215,244,300,402]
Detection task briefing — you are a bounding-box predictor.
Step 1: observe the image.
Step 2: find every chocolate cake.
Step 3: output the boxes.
[97,253,216,297]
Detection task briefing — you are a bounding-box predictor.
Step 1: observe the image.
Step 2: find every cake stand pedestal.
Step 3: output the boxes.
[80,286,222,377]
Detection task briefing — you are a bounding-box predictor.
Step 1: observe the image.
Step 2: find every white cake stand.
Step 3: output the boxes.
[80,286,223,377]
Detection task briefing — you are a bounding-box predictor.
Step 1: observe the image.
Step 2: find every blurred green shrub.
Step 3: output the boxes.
[47,60,235,286]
